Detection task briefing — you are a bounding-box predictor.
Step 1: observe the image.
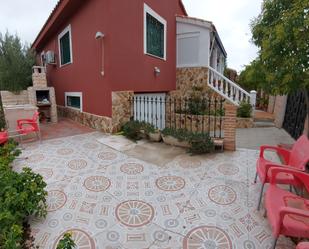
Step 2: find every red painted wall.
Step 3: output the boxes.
[37,0,186,117]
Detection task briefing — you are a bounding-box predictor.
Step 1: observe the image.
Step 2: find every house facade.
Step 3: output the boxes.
[32,0,251,145]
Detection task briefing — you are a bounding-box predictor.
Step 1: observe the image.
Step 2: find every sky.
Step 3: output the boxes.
[0,0,263,72]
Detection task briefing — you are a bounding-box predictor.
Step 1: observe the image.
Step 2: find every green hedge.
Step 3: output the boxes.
[0,140,47,248]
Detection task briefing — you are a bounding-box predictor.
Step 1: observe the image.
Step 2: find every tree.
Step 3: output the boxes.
[0,32,35,92]
[251,0,309,136]
[238,59,267,92]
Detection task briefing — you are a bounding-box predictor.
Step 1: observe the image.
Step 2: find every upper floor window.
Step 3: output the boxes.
[144,4,167,60]
[58,25,73,66]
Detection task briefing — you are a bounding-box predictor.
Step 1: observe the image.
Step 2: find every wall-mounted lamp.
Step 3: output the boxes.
[95,31,105,76]
[95,31,105,39]
[154,67,160,76]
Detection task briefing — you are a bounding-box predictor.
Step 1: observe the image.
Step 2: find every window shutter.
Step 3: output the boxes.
[146,13,164,58]
[60,32,71,65]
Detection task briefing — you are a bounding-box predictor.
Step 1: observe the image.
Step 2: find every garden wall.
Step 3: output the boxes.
[0,91,29,105]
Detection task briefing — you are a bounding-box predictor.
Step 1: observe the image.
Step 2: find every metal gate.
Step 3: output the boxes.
[283,90,307,139]
[133,93,166,130]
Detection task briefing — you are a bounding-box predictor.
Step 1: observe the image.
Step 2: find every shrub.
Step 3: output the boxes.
[122,120,143,141]
[162,128,214,154]
[56,233,76,249]
[188,132,215,154]
[237,101,252,118]
[0,140,47,249]
[140,122,156,134]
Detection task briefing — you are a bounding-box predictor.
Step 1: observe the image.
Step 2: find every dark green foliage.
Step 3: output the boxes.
[122,120,143,141]
[140,122,156,134]
[0,140,47,249]
[188,132,215,155]
[237,101,252,118]
[0,94,5,130]
[162,128,214,154]
[187,97,208,115]
[56,233,76,249]
[0,32,35,92]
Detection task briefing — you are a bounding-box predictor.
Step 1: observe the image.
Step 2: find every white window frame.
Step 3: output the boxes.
[58,25,73,67]
[65,92,82,112]
[144,3,167,60]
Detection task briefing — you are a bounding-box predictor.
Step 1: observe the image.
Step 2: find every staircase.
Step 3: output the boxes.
[207,66,256,107]
[253,110,275,127]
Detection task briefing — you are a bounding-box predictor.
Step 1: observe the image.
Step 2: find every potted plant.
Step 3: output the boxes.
[161,128,190,148]
[140,122,161,142]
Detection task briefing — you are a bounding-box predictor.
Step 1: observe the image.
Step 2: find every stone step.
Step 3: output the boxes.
[253,117,275,122]
[253,121,275,128]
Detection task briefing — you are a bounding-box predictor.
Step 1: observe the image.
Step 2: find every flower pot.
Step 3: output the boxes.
[162,135,190,148]
[149,131,162,142]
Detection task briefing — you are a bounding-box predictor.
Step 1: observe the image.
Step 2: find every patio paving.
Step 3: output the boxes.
[13,132,295,249]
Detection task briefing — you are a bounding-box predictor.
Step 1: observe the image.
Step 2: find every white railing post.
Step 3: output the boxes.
[250,90,257,110]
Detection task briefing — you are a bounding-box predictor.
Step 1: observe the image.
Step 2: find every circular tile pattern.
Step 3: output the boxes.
[63,213,73,221]
[178,158,202,169]
[208,185,237,205]
[164,219,179,228]
[183,226,232,249]
[107,231,120,242]
[68,159,87,170]
[48,219,59,228]
[95,219,107,229]
[153,231,169,242]
[27,154,45,163]
[34,168,53,180]
[53,229,95,249]
[217,163,239,176]
[84,176,111,192]
[47,190,67,212]
[83,142,99,149]
[49,140,64,145]
[98,151,117,160]
[120,163,144,175]
[115,200,154,227]
[156,176,186,192]
[57,148,74,155]
[204,209,217,217]
[243,240,256,249]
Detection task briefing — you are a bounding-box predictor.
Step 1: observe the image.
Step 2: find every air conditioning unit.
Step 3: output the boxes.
[46,51,56,64]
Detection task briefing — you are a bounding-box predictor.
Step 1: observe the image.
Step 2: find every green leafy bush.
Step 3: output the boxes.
[188,132,215,154]
[0,140,47,249]
[162,128,214,154]
[237,101,252,118]
[140,122,156,134]
[57,232,76,249]
[122,120,143,141]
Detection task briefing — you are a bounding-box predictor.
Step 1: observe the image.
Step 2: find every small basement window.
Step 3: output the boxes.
[58,25,73,66]
[65,92,82,111]
[144,4,167,60]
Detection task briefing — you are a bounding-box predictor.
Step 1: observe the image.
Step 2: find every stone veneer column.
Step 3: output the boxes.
[112,91,134,132]
[224,103,237,151]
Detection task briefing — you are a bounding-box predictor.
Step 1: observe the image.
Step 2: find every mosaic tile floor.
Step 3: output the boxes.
[14,132,295,249]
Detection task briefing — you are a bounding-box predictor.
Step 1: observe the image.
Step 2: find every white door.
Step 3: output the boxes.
[133,93,166,130]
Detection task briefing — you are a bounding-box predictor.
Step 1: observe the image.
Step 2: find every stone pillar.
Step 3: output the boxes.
[224,102,237,151]
[250,90,257,110]
[273,95,287,128]
[112,91,134,132]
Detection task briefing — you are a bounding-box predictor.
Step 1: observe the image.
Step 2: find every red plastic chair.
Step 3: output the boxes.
[0,131,8,145]
[297,242,309,249]
[265,167,309,249]
[255,135,309,210]
[17,111,41,142]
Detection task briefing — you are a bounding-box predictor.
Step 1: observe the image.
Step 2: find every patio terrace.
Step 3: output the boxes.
[12,120,297,249]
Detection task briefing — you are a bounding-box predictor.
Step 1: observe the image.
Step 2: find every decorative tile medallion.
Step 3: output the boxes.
[183,226,232,249]
[68,159,87,170]
[217,163,239,176]
[98,151,117,160]
[53,229,95,249]
[84,176,111,192]
[47,190,67,212]
[208,185,237,205]
[115,200,154,227]
[120,163,144,175]
[155,176,186,192]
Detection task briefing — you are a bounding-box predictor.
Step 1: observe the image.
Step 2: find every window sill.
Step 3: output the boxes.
[65,106,82,112]
[59,61,72,68]
[145,52,166,61]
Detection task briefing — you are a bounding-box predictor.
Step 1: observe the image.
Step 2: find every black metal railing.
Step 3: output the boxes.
[130,95,225,138]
